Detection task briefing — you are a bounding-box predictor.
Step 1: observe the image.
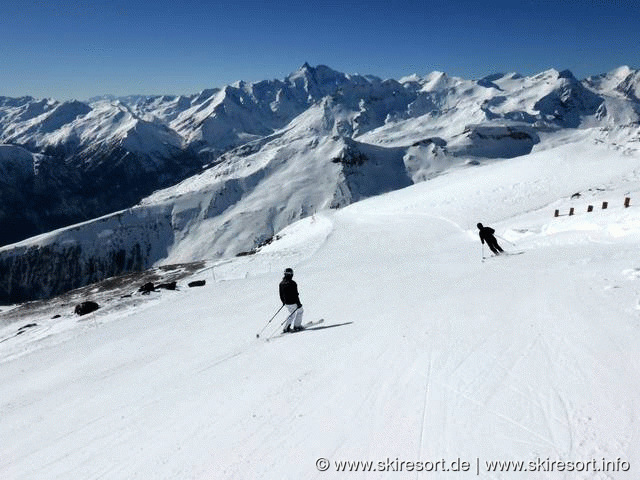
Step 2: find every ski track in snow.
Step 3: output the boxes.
[2,141,640,479]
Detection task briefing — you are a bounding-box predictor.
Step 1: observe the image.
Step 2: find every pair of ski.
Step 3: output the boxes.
[483,250,524,260]
[265,318,324,341]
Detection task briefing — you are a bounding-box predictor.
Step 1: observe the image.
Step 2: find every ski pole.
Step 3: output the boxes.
[496,234,516,247]
[266,306,301,340]
[256,304,285,338]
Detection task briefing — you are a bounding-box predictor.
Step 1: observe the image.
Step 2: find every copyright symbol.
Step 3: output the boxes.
[316,457,330,471]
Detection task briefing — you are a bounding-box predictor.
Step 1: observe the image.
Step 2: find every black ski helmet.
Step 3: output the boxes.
[284,268,294,277]
[477,223,483,229]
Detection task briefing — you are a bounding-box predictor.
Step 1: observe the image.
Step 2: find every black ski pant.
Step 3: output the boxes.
[487,238,503,254]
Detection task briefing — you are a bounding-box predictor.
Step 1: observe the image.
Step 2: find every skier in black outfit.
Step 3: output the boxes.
[279,268,304,333]
[477,223,504,255]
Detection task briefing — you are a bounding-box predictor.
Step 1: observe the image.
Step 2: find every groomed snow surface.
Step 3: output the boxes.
[3,139,640,479]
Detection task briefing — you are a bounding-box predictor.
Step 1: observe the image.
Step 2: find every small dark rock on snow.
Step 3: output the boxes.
[188,280,206,288]
[74,301,100,316]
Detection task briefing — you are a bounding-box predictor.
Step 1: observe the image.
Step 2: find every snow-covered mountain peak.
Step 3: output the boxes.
[285,63,356,97]
[531,67,563,81]
[523,69,583,92]
[557,69,576,80]
[612,65,634,77]
[419,71,466,92]
[586,65,635,88]
[585,65,640,102]
[286,62,332,82]
[398,73,422,85]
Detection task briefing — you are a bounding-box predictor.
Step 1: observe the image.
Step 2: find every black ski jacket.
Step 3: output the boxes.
[279,278,301,306]
[478,226,496,244]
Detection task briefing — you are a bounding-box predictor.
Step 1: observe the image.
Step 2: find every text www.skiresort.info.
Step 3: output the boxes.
[315,456,631,475]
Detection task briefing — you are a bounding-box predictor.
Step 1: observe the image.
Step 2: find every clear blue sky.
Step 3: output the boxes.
[1,0,638,100]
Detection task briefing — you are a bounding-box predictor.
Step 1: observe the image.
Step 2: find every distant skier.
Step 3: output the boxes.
[279,268,304,333]
[477,223,504,255]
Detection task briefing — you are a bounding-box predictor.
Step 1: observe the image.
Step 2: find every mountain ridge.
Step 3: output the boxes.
[1,64,640,302]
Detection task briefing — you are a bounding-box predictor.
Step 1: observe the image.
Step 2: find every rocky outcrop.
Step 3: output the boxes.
[0,207,174,303]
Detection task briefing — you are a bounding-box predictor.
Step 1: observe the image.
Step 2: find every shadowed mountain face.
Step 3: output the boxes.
[0,99,204,247]
[0,143,201,246]
[0,64,638,302]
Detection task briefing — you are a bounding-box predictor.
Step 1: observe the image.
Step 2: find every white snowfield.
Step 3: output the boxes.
[2,136,640,479]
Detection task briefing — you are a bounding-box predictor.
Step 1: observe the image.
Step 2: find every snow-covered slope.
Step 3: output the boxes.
[149,115,411,262]
[2,133,640,479]
[1,64,640,302]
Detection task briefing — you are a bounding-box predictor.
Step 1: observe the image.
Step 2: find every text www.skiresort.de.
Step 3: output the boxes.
[315,456,631,474]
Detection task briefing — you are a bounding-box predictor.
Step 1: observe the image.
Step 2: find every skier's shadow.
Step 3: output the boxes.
[305,321,353,332]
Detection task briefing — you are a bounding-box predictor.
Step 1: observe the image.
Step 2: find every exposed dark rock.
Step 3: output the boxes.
[74,301,99,316]
[138,282,155,294]
[188,280,206,288]
[157,281,177,290]
[412,137,447,148]
[236,234,280,257]
[331,146,368,166]
[16,323,38,335]
[0,209,174,304]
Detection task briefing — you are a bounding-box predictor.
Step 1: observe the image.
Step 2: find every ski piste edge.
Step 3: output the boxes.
[265,319,325,341]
